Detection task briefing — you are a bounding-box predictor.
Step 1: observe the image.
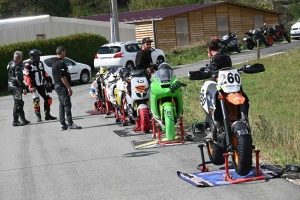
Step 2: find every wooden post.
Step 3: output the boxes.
[257,39,260,59]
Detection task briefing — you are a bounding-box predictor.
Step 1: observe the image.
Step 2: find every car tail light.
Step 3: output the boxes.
[114,52,124,58]
[94,54,98,59]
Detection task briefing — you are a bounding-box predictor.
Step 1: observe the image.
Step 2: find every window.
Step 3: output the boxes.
[44,58,55,67]
[63,58,75,66]
[97,46,121,54]
[175,18,189,46]
[217,17,229,37]
[254,16,264,29]
[125,44,139,52]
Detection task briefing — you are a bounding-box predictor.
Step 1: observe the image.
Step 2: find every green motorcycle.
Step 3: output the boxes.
[150,63,187,141]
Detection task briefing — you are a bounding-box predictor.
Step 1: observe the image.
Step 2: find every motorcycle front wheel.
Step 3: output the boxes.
[267,35,274,46]
[164,105,176,140]
[206,141,225,165]
[232,133,253,176]
[246,41,254,50]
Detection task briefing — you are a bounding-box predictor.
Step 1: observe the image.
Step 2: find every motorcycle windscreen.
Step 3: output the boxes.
[155,68,174,83]
[217,69,241,93]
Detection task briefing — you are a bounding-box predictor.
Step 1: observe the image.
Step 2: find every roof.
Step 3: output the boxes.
[0,15,49,25]
[79,1,283,23]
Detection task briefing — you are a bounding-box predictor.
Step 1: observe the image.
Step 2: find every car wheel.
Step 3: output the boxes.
[157,56,165,65]
[79,70,90,84]
[125,61,134,71]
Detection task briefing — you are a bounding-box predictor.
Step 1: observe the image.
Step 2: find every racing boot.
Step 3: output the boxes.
[45,111,57,121]
[20,115,30,125]
[35,111,42,122]
[12,115,23,126]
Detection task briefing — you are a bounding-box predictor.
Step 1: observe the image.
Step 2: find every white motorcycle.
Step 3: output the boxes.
[188,63,265,176]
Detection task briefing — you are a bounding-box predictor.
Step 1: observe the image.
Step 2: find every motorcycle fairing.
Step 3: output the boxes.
[226,93,245,105]
[199,81,217,114]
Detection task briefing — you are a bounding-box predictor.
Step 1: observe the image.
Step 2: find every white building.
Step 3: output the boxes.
[0,15,136,46]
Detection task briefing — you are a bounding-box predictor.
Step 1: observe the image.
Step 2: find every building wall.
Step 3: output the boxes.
[135,22,154,43]
[153,4,280,50]
[0,16,136,46]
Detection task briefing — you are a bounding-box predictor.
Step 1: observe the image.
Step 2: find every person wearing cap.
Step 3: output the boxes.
[135,37,158,82]
[7,51,30,126]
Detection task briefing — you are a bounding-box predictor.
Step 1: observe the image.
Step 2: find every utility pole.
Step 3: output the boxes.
[109,0,115,42]
[111,0,120,42]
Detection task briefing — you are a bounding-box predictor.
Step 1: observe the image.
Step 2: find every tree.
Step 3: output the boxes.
[128,0,191,11]
[69,0,110,17]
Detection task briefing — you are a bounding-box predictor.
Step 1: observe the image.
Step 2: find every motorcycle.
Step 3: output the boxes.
[213,32,241,53]
[123,69,152,132]
[263,20,291,46]
[188,63,265,176]
[150,63,187,141]
[243,28,269,50]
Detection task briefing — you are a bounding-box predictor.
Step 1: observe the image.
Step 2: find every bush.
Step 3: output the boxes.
[0,33,108,93]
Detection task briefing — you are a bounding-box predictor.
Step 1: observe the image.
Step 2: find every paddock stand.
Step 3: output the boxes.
[96,99,106,114]
[103,89,114,118]
[114,98,127,126]
[152,117,185,146]
[197,144,266,184]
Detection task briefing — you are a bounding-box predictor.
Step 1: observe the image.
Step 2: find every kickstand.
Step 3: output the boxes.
[197,143,212,172]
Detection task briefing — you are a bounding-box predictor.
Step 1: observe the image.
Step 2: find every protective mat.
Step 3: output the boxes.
[131,136,195,150]
[113,128,152,137]
[177,164,284,187]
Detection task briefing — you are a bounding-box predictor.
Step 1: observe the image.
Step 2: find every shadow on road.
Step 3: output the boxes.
[123,151,159,158]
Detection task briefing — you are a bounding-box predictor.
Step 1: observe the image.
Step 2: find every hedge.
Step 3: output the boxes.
[0,33,108,92]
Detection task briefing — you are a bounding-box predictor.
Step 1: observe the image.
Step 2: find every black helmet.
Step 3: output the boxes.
[29,49,42,62]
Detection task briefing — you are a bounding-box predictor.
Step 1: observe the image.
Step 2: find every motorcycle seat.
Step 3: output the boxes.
[131,69,145,77]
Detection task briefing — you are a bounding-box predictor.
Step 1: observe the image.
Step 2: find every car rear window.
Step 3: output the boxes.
[44,58,55,67]
[98,46,121,54]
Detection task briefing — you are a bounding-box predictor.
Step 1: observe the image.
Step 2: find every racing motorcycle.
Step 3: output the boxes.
[150,63,187,141]
[264,20,291,45]
[243,28,269,50]
[213,32,241,53]
[124,69,152,132]
[188,63,265,176]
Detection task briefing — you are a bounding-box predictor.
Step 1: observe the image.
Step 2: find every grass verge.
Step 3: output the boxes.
[179,47,300,165]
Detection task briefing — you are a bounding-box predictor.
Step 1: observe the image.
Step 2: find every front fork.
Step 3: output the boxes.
[218,91,233,152]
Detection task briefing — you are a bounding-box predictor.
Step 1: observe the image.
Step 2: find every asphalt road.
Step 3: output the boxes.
[0,40,299,200]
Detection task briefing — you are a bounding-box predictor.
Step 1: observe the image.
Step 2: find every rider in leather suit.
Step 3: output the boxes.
[7,51,30,126]
[23,49,57,122]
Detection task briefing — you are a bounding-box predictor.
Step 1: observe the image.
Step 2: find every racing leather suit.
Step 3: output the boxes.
[23,60,55,121]
[7,60,27,123]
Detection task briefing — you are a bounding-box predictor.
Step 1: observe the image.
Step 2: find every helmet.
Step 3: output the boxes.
[29,49,42,62]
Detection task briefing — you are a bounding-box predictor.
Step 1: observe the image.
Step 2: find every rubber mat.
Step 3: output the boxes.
[177,164,284,187]
[113,128,152,137]
[131,136,195,150]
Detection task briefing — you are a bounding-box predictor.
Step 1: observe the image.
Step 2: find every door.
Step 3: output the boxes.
[63,58,78,80]
[175,18,190,47]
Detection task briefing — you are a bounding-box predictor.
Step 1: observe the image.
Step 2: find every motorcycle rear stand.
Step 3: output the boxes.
[152,117,185,146]
[114,102,128,126]
[96,100,106,114]
[197,144,266,184]
[104,99,114,118]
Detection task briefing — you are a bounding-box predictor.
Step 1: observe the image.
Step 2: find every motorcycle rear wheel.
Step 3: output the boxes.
[232,133,253,176]
[206,141,225,165]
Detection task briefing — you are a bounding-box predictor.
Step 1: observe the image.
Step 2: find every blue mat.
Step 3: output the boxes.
[177,165,283,187]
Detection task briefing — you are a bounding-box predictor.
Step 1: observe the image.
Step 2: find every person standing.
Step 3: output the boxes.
[7,51,30,126]
[23,49,57,122]
[52,46,81,131]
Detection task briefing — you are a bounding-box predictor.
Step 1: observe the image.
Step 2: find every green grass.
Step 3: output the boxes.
[179,47,300,165]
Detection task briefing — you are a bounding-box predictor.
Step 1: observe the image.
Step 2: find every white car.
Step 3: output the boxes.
[94,40,166,70]
[290,19,300,40]
[23,56,91,84]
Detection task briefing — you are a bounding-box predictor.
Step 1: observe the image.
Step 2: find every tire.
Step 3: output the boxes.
[267,35,274,46]
[79,69,90,84]
[138,108,151,133]
[164,105,175,140]
[232,133,253,176]
[236,45,241,53]
[156,56,165,65]
[246,41,254,50]
[206,141,226,165]
[125,61,134,71]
